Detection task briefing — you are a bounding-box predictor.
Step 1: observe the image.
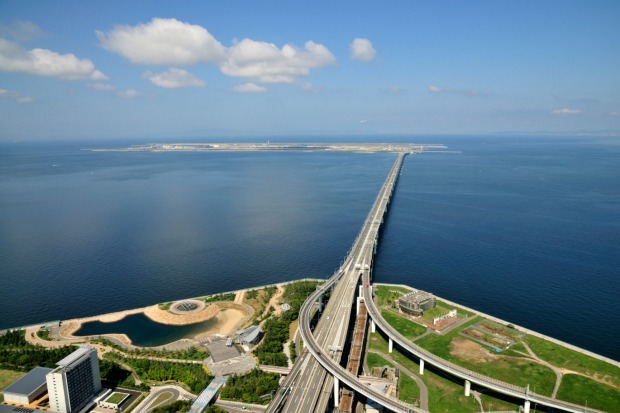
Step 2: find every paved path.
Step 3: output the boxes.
[519,342,563,398]
[367,349,429,411]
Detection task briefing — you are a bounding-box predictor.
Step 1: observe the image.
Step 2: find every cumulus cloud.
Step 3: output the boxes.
[429,85,490,97]
[350,38,376,62]
[97,18,225,65]
[231,82,267,93]
[221,39,335,83]
[0,21,44,42]
[98,19,335,85]
[116,89,140,98]
[551,108,580,115]
[143,68,205,89]
[0,87,33,103]
[0,38,107,80]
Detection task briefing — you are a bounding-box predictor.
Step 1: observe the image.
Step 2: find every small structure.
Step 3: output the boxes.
[235,325,261,345]
[2,366,53,404]
[398,290,436,316]
[188,376,228,413]
[98,391,130,411]
[281,303,291,313]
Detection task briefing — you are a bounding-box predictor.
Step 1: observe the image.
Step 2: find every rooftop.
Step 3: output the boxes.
[56,346,93,367]
[2,367,53,396]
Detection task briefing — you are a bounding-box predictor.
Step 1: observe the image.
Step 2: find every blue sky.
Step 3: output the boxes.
[0,1,619,140]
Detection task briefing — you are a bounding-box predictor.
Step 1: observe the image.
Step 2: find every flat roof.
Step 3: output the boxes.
[3,367,53,396]
[56,346,92,367]
[0,406,46,413]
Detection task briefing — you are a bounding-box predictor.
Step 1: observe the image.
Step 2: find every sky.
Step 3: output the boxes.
[0,1,619,140]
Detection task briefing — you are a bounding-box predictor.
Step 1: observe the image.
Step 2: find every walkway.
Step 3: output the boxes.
[367,350,429,411]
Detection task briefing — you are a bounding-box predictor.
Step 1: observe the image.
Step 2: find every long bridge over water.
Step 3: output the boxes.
[266,152,603,413]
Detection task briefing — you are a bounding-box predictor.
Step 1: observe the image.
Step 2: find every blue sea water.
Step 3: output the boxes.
[0,136,619,360]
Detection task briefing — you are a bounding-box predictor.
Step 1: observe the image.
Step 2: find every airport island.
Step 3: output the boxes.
[2,147,618,413]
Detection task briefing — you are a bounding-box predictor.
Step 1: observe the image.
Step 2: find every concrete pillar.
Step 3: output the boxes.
[359,285,363,298]
[371,319,376,333]
[333,377,339,407]
[319,293,323,306]
[388,338,393,353]
[523,400,530,413]
[419,359,424,375]
[464,380,471,397]
[356,297,360,316]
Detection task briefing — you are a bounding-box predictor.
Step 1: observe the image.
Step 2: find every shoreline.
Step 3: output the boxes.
[13,278,619,367]
[376,282,620,368]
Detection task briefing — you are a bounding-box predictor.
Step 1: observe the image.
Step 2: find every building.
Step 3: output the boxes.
[46,346,102,413]
[398,290,436,316]
[235,325,261,345]
[2,366,53,404]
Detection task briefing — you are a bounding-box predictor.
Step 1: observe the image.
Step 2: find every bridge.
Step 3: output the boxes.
[268,152,601,413]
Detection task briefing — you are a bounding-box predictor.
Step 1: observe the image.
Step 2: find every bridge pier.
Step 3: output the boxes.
[419,359,424,375]
[388,338,393,353]
[371,319,376,333]
[356,296,361,316]
[523,400,530,413]
[464,379,471,397]
[333,377,339,407]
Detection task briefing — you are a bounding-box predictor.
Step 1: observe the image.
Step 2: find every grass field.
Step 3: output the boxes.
[414,317,556,395]
[525,335,620,388]
[556,374,620,412]
[0,370,26,403]
[374,285,411,307]
[367,332,517,412]
[150,391,174,410]
[381,309,427,339]
[105,392,129,404]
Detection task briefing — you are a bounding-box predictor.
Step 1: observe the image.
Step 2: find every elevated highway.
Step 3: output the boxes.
[286,153,422,413]
[272,150,601,413]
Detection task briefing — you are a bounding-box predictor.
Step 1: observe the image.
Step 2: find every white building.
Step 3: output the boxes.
[46,346,102,413]
[2,366,53,404]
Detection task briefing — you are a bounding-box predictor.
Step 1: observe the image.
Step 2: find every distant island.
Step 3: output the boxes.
[90,142,455,154]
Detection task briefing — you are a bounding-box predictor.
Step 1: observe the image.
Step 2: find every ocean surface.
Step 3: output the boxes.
[1,136,618,360]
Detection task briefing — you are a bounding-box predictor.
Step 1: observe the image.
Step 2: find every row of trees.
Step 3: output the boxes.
[219,368,280,404]
[104,353,212,393]
[91,338,208,360]
[253,281,320,366]
[0,330,77,371]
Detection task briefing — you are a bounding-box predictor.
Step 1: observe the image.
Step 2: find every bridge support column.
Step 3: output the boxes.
[388,338,393,353]
[356,296,360,315]
[333,377,339,407]
[371,319,376,333]
[419,359,424,375]
[358,285,363,298]
[464,379,471,397]
[523,400,530,413]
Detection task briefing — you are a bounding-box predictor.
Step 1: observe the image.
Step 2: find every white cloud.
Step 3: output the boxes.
[0,87,33,103]
[143,68,205,89]
[97,18,225,65]
[429,85,490,97]
[383,86,403,94]
[116,89,140,98]
[90,83,114,91]
[97,19,336,84]
[231,82,267,93]
[551,108,580,115]
[0,21,44,42]
[0,38,107,80]
[221,39,335,83]
[350,38,376,62]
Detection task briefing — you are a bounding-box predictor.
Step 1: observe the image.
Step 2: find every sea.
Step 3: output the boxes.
[0,136,618,360]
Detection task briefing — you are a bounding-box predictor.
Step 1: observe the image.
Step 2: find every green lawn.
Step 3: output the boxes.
[556,374,620,413]
[0,370,26,403]
[374,285,411,307]
[525,335,620,388]
[105,392,129,404]
[150,391,174,410]
[414,317,556,395]
[381,310,427,339]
